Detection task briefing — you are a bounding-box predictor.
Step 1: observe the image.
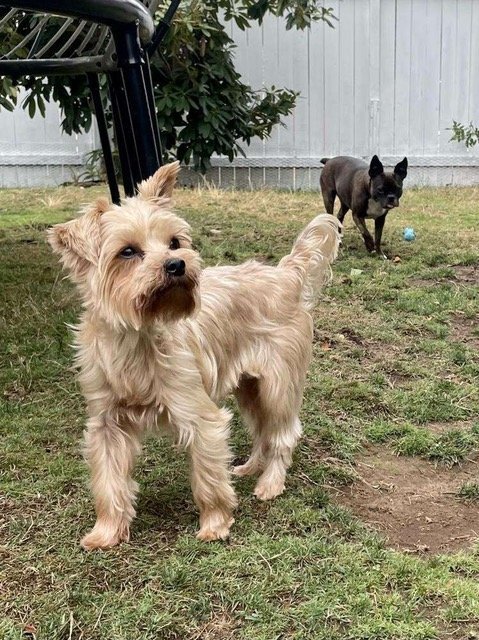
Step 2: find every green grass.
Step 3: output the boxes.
[458,482,479,502]
[1,184,479,639]
[367,421,479,465]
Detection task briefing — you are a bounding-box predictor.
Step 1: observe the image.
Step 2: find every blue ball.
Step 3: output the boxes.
[403,227,416,241]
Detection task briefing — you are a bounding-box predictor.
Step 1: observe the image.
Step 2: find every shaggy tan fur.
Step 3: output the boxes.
[48,162,341,549]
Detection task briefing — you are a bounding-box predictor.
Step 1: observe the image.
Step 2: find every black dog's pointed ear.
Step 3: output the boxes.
[394,157,408,181]
[369,155,384,179]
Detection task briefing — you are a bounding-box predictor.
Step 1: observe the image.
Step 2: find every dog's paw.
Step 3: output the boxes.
[196,511,234,542]
[80,520,129,551]
[254,480,285,501]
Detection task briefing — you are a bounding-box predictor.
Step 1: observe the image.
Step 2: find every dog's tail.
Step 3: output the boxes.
[320,158,330,165]
[279,214,341,311]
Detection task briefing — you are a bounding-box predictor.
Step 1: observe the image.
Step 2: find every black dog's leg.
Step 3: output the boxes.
[322,189,336,215]
[374,215,387,257]
[352,212,374,252]
[337,203,349,242]
[337,202,349,225]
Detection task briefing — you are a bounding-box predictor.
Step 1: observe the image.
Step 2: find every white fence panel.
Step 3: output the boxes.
[0,91,97,187]
[222,0,479,187]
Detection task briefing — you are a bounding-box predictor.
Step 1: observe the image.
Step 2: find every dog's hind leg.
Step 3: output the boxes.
[321,189,336,215]
[253,414,303,501]
[234,369,304,501]
[337,202,349,224]
[233,376,266,478]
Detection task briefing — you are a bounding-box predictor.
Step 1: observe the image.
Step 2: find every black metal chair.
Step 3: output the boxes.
[0,0,180,204]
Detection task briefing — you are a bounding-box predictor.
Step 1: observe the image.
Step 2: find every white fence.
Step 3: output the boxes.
[0,91,98,187]
[1,0,478,188]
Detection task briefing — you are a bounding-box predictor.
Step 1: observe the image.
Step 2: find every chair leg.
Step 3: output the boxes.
[143,53,162,163]
[147,0,182,56]
[107,71,138,197]
[87,73,121,205]
[112,24,162,183]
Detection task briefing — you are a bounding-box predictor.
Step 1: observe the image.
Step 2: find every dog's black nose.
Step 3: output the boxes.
[165,258,185,276]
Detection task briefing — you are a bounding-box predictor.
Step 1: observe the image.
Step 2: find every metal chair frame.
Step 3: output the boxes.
[0,0,181,204]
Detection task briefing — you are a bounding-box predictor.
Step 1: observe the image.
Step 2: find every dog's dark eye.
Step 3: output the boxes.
[169,237,180,250]
[119,246,139,259]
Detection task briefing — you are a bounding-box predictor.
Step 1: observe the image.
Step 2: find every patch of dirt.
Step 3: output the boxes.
[385,372,413,387]
[452,265,479,284]
[409,264,479,287]
[313,329,416,388]
[450,313,479,350]
[409,277,438,287]
[191,613,240,640]
[337,327,365,345]
[411,264,478,288]
[365,343,416,386]
[362,341,401,363]
[425,420,476,435]
[337,445,479,554]
[313,327,370,354]
[422,606,479,640]
[3,382,29,402]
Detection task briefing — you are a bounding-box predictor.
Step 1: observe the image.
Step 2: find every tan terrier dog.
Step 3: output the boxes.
[48,162,341,550]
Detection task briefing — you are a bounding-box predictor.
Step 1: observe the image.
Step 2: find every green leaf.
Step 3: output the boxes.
[25,95,36,118]
[37,95,46,118]
[0,95,15,111]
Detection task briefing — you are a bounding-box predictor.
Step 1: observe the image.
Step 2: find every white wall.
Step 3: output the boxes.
[0,91,98,187]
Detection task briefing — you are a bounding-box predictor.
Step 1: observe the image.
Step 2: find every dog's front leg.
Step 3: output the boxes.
[374,215,388,258]
[170,396,237,541]
[352,212,375,252]
[190,409,238,541]
[81,413,142,550]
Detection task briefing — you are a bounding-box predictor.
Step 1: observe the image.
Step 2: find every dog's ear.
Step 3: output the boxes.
[47,197,109,278]
[137,161,180,204]
[394,157,408,181]
[369,155,384,179]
